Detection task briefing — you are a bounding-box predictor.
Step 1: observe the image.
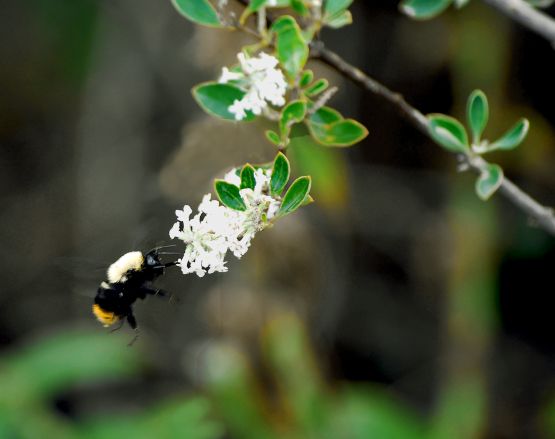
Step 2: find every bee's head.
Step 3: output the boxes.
[144,248,163,268]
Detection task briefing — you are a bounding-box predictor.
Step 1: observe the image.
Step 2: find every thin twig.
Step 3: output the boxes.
[232,0,555,235]
[312,41,555,236]
[482,0,555,47]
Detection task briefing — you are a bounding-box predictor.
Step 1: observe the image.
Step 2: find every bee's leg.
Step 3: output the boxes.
[139,286,178,303]
[126,313,140,347]
[109,319,125,333]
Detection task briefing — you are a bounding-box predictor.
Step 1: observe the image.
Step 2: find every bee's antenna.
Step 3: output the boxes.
[153,244,177,251]
[164,261,179,268]
[156,252,181,256]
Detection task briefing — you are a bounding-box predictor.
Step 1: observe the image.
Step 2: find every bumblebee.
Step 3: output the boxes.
[92,247,176,345]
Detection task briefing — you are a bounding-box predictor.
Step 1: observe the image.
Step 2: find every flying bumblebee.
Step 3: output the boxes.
[92,247,177,345]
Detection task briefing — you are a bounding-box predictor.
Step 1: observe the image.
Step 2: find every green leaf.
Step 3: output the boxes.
[240,164,256,190]
[467,90,489,145]
[278,176,312,216]
[475,163,503,200]
[214,180,247,211]
[325,10,353,28]
[248,0,268,12]
[489,118,530,151]
[309,106,343,125]
[270,152,291,196]
[265,130,281,146]
[1,331,140,402]
[300,70,314,88]
[272,16,309,80]
[428,114,469,153]
[308,118,368,147]
[324,0,354,17]
[399,0,452,19]
[280,100,307,139]
[291,0,309,15]
[171,0,222,27]
[305,79,329,97]
[192,82,255,121]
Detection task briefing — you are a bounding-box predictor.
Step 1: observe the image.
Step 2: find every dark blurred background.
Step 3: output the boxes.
[1,1,555,438]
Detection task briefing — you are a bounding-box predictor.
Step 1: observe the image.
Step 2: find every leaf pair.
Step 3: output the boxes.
[428,90,529,154]
[214,153,312,217]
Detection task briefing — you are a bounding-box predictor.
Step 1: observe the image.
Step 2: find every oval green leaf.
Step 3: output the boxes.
[240,164,256,190]
[467,89,489,144]
[428,114,469,153]
[308,119,368,147]
[309,106,343,125]
[305,79,329,97]
[271,16,309,80]
[399,0,452,19]
[265,130,281,146]
[325,10,353,28]
[280,100,307,138]
[300,70,314,88]
[192,82,255,121]
[214,180,247,211]
[270,152,291,196]
[278,176,312,216]
[171,0,222,27]
[475,163,504,200]
[324,0,354,17]
[489,118,529,151]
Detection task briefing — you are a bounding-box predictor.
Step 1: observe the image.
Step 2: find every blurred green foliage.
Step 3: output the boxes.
[0,330,221,439]
[0,321,434,439]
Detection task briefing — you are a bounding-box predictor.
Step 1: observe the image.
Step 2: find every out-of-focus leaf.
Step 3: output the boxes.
[82,398,222,439]
[0,331,140,402]
[400,0,452,19]
[330,387,427,439]
[428,114,469,153]
[475,163,503,200]
[200,343,278,439]
[171,0,222,27]
[289,135,349,210]
[262,315,328,435]
[489,118,529,151]
[467,89,489,144]
[324,0,354,17]
[325,10,353,28]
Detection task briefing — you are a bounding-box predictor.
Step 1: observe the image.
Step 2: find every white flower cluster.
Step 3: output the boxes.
[219,52,288,121]
[169,168,280,277]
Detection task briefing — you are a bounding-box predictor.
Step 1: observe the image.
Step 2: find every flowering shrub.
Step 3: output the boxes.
[170,152,311,276]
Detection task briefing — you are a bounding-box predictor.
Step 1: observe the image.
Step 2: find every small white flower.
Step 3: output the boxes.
[219,52,288,121]
[170,167,286,276]
[219,67,242,84]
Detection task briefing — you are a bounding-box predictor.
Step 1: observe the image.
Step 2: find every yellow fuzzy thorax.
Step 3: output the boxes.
[107,251,144,283]
[92,304,120,327]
